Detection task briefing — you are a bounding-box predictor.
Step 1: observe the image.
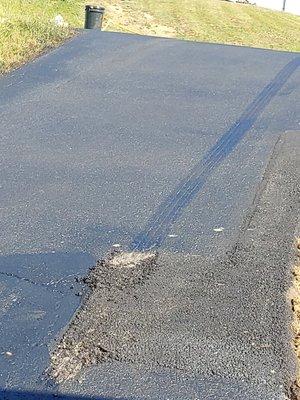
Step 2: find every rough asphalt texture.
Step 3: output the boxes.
[49,251,158,383]
[0,31,300,399]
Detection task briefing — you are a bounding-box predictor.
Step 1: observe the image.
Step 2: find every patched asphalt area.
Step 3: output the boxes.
[54,132,300,399]
[0,31,300,399]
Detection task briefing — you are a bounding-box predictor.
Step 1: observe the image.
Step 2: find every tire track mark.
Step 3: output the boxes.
[132,57,300,251]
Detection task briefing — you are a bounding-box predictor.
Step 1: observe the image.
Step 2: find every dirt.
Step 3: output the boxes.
[290,238,300,399]
[102,2,177,38]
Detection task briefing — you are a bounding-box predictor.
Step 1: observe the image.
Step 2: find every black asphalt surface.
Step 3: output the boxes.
[0,31,300,399]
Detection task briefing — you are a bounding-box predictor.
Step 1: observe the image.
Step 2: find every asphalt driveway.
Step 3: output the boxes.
[0,31,299,399]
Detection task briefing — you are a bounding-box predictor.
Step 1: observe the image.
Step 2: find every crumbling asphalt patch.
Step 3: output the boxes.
[48,251,157,383]
[49,132,300,399]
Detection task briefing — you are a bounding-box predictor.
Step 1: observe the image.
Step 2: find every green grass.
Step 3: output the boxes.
[1,0,300,74]
[106,0,300,51]
[0,0,84,73]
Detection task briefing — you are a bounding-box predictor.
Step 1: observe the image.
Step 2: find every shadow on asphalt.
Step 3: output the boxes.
[1,389,126,400]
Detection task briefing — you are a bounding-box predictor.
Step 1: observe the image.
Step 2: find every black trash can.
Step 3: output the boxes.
[84,5,105,30]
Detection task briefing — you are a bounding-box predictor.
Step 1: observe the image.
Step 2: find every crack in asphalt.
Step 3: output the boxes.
[0,270,75,296]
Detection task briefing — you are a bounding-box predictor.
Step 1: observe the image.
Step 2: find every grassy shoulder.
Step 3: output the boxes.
[102,0,300,52]
[1,0,300,74]
[0,0,84,74]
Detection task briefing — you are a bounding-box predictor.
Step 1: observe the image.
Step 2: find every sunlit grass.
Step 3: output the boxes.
[0,0,84,73]
[131,0,300,51]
